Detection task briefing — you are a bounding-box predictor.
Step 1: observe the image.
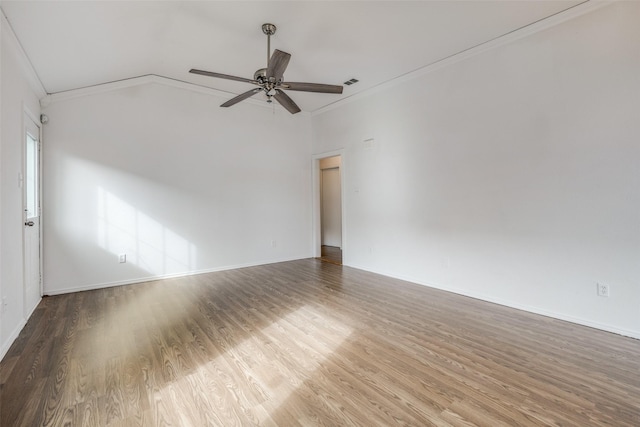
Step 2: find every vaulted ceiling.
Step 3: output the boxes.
[2,1,584,113]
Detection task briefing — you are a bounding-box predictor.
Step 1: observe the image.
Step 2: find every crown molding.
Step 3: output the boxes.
[42,74,220,105]
[38,0,612,116]
[40,74,310,116]
[311,0,614,117]
[1,9,47,99]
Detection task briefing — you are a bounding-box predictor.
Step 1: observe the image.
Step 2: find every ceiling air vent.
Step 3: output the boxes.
[344,78,359,86]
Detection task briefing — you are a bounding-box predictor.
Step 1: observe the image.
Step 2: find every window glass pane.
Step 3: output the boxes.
[26,134,38,218]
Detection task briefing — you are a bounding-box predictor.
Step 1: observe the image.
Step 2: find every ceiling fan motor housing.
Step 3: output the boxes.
[254,67,282,93]
[254,68,268,84]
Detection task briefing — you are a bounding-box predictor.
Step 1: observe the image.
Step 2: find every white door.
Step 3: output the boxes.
[24,115,42,315]
[321,167,342,247]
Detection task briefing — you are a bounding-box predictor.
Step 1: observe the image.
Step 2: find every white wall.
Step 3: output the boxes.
[311,2,640,338]
[42,82,312,294]
[1,12,44,358]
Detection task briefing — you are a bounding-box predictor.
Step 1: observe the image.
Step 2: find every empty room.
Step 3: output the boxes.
[1,1,638,426]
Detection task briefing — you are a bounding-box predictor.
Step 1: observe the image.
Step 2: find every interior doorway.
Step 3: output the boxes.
[318,155,342,265]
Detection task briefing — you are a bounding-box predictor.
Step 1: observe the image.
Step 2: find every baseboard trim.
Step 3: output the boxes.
[1,318,27,362]
[44,256,310,296]
[347,262,640,340]
[0,297,42,362]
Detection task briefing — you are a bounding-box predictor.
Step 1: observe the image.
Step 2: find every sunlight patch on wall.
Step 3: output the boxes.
[97,186,197,275]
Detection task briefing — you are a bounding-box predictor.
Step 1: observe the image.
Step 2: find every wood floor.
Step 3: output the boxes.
[319,245,342,265]
[1,260,638,426]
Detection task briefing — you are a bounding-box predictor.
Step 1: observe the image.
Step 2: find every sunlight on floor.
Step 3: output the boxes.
[161,305,353,424]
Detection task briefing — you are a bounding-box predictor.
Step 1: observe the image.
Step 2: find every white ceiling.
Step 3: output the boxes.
[2,1,585,113]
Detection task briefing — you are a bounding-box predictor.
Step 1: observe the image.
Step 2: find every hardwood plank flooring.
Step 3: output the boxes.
[319,246,342,265]
[1,259,638,426]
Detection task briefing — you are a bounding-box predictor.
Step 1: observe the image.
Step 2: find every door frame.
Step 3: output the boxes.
[22,107,43,317]
[312,149,346,261]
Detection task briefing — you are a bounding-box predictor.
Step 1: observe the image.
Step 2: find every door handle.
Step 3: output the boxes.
[25,221,35,227]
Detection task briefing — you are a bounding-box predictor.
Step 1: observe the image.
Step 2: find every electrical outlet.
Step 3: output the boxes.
[271,240,277,248]
[597,283,610,297]
[118,254,127,263]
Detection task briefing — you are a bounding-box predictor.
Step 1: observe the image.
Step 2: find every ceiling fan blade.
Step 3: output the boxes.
[221,88,263,108]
[273,89,301,114]
[189,69,257,84]
[280,82,343,94]
[267,49,291,82]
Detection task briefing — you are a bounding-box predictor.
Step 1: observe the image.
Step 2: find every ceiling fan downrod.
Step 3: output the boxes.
[262,23,276,67]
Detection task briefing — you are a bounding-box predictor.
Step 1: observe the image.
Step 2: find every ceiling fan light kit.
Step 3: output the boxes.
[190,23,343,114]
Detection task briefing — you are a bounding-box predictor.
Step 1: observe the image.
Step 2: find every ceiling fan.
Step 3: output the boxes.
[189,23,343,114]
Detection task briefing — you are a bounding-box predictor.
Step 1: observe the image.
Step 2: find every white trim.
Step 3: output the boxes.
[43,75,225,105]
[0,292,38,363]
[24,295,40,324]
[43,255,311,296]
[0,318,27,362]
[23,106,39,129]
[0,12,3,361]
[347,263,640,340]
[38,2,612,115]
[311,0,614,117]
[38,115,44,299]
[41,74,311,117]
[312,150,345,259]
[0,10,46,99]
[22,107,43,323]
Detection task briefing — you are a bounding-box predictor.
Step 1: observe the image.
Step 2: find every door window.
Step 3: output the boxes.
[25,132,39,219]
